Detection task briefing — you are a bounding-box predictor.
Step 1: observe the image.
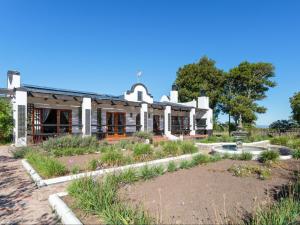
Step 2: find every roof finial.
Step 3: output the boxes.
[137,70,143,83]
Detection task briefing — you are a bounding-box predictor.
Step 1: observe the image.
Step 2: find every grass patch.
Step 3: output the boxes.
[140,165,165,180]
[42,135,99,156]
[100,149,132,166]
[247,180,300,225]
[228,164,271,180]
[238,152,253,160]
[25,151,68,178]
[167,161,177,172]
[133,143,153,161]
[292,149,300,159]
[179,141,198,154]
[68,172,153,224]
[259,150,279,163]
[12,147,32,159]
[162,141,180,156]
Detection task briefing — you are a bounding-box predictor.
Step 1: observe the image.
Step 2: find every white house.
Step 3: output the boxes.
[1,70,213,146]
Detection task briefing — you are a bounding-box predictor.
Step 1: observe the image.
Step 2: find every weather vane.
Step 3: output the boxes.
[137,70,143,83]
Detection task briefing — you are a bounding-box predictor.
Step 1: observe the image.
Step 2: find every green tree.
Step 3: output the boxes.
[0,98,13,142]
[175,56,224,112]
[290,92,300,124]
[269,119,298,132]
[221,61,276,125]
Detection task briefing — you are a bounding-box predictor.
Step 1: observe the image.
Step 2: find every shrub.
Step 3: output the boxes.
[248,198,300,225]
[100,150,128,166]
[167,161,177,172]
[133,131,153,141]
[117,169,139,184]
[292,149,300,159]
[179,160,192,169]
[71,165,80,174]
[270,136,289,146]
[228,164,271,180]
[238,152,253,161]
[117,140,132,149]
[68,175,153,225]
[140,165,164,180]
[12,147,32,159]
[42,135,99,155]
[25,151,67,178]
[259,150,279,163]
[133,144,153,160]
[191,154,210,166]
[162,141,180,156]
[180,141,198,154]
[88,159,99,170]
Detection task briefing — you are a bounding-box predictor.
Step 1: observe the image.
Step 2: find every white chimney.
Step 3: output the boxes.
[198,90,209,109]
[7,70,21,89]
[170,84,178,103]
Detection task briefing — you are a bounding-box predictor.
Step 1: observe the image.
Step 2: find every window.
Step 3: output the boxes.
[130,113,133,118]
[137,91,143,101]
[144,112,148,131]
[97,108,102,131]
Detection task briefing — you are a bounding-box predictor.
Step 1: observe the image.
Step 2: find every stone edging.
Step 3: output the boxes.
[48,192,82,225]
[23,151,201,187]
[22,159,46,187]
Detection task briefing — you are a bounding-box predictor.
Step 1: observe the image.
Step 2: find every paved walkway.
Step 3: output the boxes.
[0,145,68,224]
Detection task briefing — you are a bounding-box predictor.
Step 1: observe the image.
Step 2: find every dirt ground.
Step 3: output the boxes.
[64,159,299,224]
[120,159,299,224]
[0,145,68,224]
[57,153,101,171]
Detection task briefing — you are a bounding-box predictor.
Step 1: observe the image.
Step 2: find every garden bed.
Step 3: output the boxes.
[60,159,300,224]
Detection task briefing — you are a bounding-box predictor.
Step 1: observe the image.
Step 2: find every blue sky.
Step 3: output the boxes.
[0,0,299,126]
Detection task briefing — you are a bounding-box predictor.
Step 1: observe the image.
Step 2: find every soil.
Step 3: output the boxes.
[57,153,101,171]
[120,159,299,224]
[64,159,299,224]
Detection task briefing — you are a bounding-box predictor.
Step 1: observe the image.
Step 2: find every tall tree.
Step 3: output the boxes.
[290,92,300,124]
[221,61,276,125]
[0,98,13,142]
[175,56,224,113]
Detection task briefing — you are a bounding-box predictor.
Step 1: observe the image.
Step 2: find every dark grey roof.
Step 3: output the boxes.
[22,84,123,101]
[153,101,194,110]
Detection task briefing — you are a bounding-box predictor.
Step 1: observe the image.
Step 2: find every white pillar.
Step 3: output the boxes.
[13,90,27,147]
[140,103,148,132]
[164,106,171,136]
[82,97,91,136]
[189,108,196,135]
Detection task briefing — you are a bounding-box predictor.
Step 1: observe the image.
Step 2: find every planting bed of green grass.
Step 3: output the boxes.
[16,134,201,179]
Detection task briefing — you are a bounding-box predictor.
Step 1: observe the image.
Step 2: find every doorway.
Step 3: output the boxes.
[153,115,160,135]
[106,112,126,137]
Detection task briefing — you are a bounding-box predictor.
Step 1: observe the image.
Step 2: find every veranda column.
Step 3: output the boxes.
[164,105,171,136]
[82,97,92,136]
[140,103,148,132]
[13,90,28,146]
[189,108,196,135]
[7,70,27,147]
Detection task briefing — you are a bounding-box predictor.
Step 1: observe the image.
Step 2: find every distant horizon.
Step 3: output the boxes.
[1,0,299,125]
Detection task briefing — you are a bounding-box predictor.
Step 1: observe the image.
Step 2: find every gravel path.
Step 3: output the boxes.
[0,145,67,225]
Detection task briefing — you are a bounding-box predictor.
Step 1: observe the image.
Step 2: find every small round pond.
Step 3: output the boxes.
[212,144,292,160]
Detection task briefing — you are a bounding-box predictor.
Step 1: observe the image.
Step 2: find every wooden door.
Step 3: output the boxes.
[106,112,126,137]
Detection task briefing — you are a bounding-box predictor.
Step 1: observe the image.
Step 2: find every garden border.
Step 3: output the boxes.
[48,192,82,225]
[23,151,203,187]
